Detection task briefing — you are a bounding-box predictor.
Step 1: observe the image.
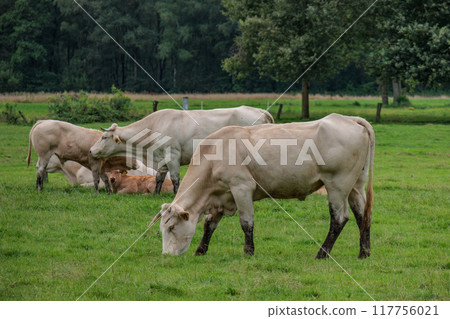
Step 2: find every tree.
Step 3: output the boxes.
[222,0,368,118]
[0,0,59,91]
[365,0,449,104]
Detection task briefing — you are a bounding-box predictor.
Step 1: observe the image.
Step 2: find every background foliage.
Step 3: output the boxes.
[0,0,448,95]
[48,86,139,123]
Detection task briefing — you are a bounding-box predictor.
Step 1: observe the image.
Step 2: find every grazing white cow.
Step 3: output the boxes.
[90,106,273,194]
[27,120,137,192]
[150,114,374,259]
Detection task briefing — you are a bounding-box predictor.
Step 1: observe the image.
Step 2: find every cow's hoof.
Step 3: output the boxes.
[194,249,207,256]
[315,250,329,259]
[244,247,254,256]
[358,250,370,259]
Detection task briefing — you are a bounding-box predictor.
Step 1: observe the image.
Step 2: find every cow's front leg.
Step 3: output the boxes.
[43,170,49,183]
[91,170,100,193]
[154,169,168,195]
[170,172,180,194]
[166,160,181,194]
[231,184,256,256]
[240,218,254,256]
[100,173,112,194]
[89,158,102,194]
[195,213,224,256]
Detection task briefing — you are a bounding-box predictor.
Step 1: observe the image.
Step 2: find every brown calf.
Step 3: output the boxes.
[109,170,173,194]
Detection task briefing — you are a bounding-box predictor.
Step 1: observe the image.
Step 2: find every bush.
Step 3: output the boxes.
[395,95,412,107]
[48,86,140,123]
[1,103,30,125]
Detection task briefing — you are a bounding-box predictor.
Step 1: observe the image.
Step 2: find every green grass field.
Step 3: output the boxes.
[2,95,450,124]
[0,99,449,300]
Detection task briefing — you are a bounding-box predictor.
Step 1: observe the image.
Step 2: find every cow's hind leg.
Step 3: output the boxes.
[315,188,350,259]
[349,187,371,258]
[195,213,224,256]
[36,155,51,191]
[230,183,256,256]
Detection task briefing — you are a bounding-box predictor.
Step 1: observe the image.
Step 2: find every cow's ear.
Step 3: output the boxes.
[179,211,189,221]
[121,170,127,175]
[114,135,122,144]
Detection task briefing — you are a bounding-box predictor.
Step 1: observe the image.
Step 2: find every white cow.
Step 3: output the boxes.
[27,120,137,192]
[90,106,273,194]
[150,114,374,259]
[46,156,104,187]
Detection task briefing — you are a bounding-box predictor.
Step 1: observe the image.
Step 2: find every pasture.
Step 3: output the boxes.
[0,98,449,300]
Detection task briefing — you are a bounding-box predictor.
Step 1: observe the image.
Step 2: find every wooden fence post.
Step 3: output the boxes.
[376,102,382,122]
[153,100,158,112]
[276,104,283,121]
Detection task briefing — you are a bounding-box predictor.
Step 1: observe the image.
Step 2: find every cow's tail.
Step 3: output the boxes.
[261,109,274,123]
[351,117,375,236]
[27,120,42,168]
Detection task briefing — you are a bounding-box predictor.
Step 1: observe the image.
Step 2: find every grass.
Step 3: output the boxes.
[1,95,449,124]
[0,101,449,301]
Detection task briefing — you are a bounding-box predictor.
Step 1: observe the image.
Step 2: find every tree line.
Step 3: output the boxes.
[0,0,448,109]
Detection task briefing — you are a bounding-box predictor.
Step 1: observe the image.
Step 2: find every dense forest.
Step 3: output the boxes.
[0,0,448,96]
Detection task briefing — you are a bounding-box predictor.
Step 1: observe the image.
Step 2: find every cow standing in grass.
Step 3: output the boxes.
[150,114,374,259]
[89,106,273,194]
[27,120,137,192]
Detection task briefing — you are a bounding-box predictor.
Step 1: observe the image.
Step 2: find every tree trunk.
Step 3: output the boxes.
[380,79,389,105]
[392,79,401,104]
[392,79,400,104]
[301,78,310,119]
[173,64,176,90]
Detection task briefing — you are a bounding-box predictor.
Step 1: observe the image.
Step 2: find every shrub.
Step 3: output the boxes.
[1,103,30,125]
[48,86,140,123]
[395,95,411,107]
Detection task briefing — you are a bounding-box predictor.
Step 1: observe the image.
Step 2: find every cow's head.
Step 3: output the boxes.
[109,169,127,185]
[150,203,196,255]
[90,124,124,158]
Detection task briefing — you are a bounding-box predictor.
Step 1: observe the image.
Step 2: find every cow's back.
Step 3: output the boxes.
[31,120,101,165]
[193,114,370,200]
[147,106,272,165]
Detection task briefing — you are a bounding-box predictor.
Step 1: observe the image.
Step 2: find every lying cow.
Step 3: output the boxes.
[27,120,137,192]
[89,106,273,194]
[109,170,173,194]
[46,156,160,187]
[46,155,105,187]
[150,113,374,259]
